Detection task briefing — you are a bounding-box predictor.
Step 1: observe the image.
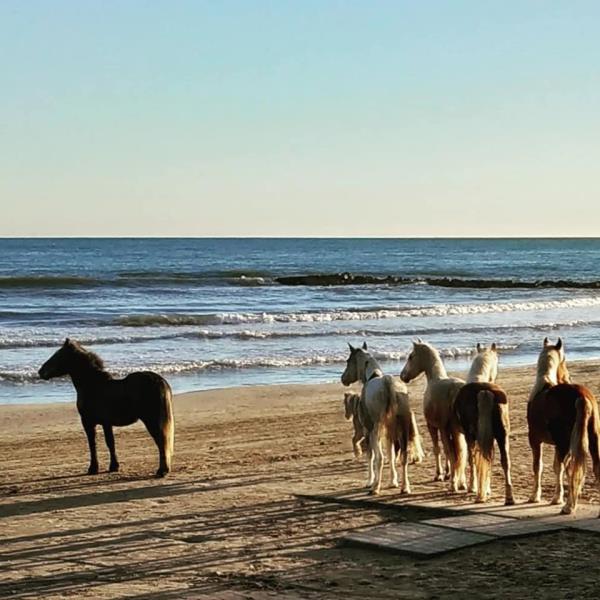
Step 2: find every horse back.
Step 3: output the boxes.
[424,378,464,429]
[528,383,593,449]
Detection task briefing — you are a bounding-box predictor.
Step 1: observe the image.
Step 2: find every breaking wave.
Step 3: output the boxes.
[115,296,600,327]
[5,271,600,291]
[2,344,518,384]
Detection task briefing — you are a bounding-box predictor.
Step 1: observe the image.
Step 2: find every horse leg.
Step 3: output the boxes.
[388,437,399,488]
[365,430,376,488]
[428,424,444,482]
[497,430,515,506]
[468,441,477,494]
[400,427,411,494]
[102,425,119,472]
[550,449,565,505]
[440,429,458,492]
[83,421,99,475]
[352,430,364,459]
[142,419,170,478]
[589,423,600,518]
[528,438,543,503]
[369,432,385,495]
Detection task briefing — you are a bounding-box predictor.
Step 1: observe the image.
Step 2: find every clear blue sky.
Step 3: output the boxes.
[2,1,599,236]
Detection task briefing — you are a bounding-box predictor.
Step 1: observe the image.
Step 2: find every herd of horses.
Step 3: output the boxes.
[38,336,600,517]
[342,338,600,517]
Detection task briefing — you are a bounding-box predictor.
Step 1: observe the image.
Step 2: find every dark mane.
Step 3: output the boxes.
[70,342,111,379]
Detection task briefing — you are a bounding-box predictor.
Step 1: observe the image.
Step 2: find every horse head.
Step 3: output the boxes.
[38,338,77,380]
[341,342,368,386]
[400,340,431,383]
[469,342,498,383]
[537,337,569,385]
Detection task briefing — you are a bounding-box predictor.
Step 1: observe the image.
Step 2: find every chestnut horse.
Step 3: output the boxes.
[527,337,600,515]
[39,339,174,477]
[400,340,466,491]
[454,344,515,505]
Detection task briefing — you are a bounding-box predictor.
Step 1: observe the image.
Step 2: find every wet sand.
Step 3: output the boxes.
[1,361,600,599]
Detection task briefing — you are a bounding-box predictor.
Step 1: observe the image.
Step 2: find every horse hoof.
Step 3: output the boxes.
[550,497,564,506]
[400,488,411,495]
[87,466,99,476]
[368,488,380,496]
[155,469,169,478]
[109,463,120,473]
[504,498,515,506]
[433,475,444,482]
[527,496,541,504]
[560,506,573,515]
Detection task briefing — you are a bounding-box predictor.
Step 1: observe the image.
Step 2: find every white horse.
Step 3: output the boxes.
[467,343,498,384]
[400,340,467,491]
[341,342,423,495]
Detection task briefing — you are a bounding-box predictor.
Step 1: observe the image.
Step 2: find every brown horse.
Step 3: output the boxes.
[39,339,174,477]
[454,344,514,505]
[527,337,600,515]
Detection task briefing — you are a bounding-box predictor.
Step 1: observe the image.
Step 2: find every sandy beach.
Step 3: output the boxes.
[2,361,600,599]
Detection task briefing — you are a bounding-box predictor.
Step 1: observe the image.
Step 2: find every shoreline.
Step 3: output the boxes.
[2,356,599,412]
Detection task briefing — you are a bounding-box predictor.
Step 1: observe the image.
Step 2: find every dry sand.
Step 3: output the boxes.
[1,361,600,599]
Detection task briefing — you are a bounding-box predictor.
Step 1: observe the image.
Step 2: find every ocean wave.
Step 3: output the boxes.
[114,297,600,328]
[5,270,600,291]
[0,271,271,290]
[0,275,100,289]
[2,319,589,351]
[0,345,520,384]
[275,273,600,289]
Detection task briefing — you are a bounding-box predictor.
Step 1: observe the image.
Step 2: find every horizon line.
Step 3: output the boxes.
[2,235,600,241]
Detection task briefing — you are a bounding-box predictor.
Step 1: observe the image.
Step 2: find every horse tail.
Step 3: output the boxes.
[567,389,592,506]
[475,390,495,500]
[161,380,175,471]
[408,410,425,464]
[382,376,405,456]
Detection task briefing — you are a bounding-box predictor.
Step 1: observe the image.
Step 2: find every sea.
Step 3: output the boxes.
[2,238,600,405]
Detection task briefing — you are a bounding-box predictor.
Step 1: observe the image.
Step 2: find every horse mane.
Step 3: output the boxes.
[414,341,440,360]
[69,342,111,379]
[467,349,497,383]
[531,346,563,399]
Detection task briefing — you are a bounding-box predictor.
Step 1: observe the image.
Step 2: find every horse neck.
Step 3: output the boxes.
[467,356,491,383]
[422,350,447,381]
[363,356,383,382]
[69,363,111,390]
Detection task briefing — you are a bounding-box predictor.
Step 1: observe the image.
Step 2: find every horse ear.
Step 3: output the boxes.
[348,343,355,352]
[543,337,550,347]
[491,342,497,352]
[476,342,482,353]
[362,341,368,350]
[64,338,71,346]
[417,337,422,343]
[556,337,563,351]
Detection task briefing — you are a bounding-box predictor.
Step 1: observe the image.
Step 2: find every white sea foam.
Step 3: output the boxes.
[115,296,600,327]
[2,344,521,384]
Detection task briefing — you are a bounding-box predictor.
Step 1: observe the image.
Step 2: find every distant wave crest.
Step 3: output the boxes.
[2,344,518,384]
[115,297,600,327]
[5,271,600,290]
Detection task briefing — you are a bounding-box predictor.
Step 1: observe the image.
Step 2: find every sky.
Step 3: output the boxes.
[1,1,599,237]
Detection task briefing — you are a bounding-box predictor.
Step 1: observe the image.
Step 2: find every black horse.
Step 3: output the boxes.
[39,339,174,477]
